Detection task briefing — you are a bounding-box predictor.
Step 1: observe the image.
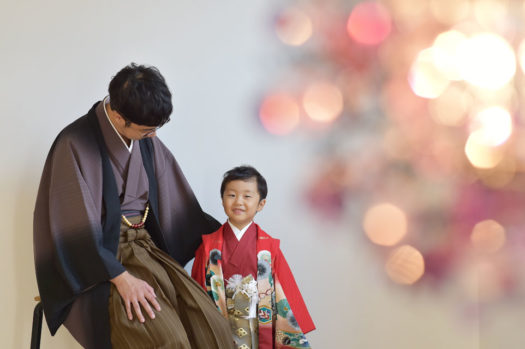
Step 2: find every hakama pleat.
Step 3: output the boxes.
[109,217,233,349]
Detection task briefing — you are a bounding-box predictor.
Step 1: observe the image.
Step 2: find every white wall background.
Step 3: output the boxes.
[2,1,525,348]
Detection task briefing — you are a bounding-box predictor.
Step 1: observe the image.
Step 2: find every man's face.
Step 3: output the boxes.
[222,178,266,230]
[110,108,161,141]
[121,122,159,140]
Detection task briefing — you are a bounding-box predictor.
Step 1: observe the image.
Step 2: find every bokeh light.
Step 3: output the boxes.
[385,245,425,285]
[259,93,300,135]
[275,7,313,46]
[431,30,467,81]
[409,48,450,99]
[302,83,344,123]
[470,106,512,147]
[470,219,506,253]
[266,0,525,303]
[465,131,505,169]
[363,203,407,246]
[456,33,516,90]
[347,2,392,46]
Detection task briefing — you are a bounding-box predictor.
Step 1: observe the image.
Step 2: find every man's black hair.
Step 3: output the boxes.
[108,63,172,127]
[221,165,268,200]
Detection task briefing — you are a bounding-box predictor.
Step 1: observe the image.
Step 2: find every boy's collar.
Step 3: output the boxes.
[227,220,253,241]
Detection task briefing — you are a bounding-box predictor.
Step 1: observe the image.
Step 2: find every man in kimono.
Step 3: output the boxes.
[33,63,233,349]
[192,166,315,349]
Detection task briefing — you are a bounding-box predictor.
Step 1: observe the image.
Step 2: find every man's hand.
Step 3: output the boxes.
[110,271,162,323]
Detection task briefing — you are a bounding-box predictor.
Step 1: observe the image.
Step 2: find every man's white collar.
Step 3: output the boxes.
[103,96,133,153]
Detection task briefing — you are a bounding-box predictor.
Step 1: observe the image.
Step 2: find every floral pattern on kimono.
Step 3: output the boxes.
[192,223,315,349]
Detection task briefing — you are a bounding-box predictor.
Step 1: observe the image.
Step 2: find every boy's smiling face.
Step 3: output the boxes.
[222,178,266,230]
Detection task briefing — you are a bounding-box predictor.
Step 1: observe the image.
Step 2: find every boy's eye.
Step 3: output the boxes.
[228,194,235,197]
[245,195,252,198]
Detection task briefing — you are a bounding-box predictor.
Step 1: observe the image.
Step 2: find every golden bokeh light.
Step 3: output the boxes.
[363,203,407,246]
[259,93,300,135]
[431,30,468,81]
[465,130,505,169]
[428,85,471,126]
[302,83,344,122]
[275,7,313,46]
[456,33,516,90]
[470,106,513,147]
[471,219,506,253]
[385,245,425,285]
[409,48,450,99]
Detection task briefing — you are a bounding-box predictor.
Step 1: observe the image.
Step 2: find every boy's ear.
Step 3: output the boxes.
[257,199,266,212]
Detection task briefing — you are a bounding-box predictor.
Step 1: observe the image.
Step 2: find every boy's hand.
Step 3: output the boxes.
[110,271,162,322]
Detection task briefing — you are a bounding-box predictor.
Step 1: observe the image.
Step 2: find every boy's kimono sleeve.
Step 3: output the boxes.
[191,243,207,289]
[274,248,316,334]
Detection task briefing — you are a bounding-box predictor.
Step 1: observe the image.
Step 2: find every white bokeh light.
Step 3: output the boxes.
[470,106,512,147]
[431,30,467,81]
[457,33,516,90]
[409,48,450,99]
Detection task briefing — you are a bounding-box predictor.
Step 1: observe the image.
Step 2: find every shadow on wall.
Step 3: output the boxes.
[13,167,39,348]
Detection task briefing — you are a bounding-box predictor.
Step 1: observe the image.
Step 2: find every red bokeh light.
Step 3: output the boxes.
[259,93,300,135]
[347,1,392,46]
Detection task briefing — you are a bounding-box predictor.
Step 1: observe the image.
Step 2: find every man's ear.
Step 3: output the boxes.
[108,105,126,124]
[257,199,266,212]
[114,111,126,124]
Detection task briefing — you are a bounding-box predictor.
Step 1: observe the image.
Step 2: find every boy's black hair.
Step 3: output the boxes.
[220,165,268,200]
[108,63,172,127]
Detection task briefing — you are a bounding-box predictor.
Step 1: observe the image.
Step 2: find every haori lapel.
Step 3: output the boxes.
[204,228,228,317]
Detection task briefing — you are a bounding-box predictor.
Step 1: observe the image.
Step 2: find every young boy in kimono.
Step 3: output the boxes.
[192,165,315,349]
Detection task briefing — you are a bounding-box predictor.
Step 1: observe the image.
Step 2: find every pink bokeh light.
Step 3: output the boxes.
[347,1,392,46]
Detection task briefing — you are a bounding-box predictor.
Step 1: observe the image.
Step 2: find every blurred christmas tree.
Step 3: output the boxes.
[259,0,525,300]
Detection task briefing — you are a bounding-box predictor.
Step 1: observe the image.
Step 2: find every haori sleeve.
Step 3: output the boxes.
[36,136,125,295]
[191,243,208,289]
[274,248,316,334]
[34,134,126,333]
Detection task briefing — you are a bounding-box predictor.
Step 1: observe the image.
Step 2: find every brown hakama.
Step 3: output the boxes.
[108,217,233,349]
